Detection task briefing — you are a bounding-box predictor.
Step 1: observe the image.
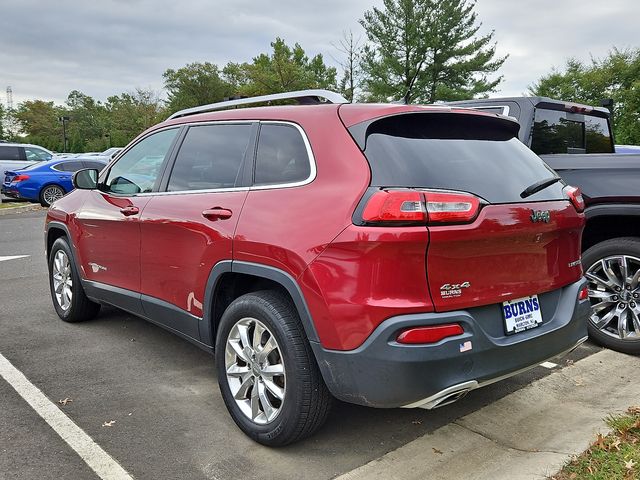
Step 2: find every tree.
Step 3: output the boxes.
[14,100,65,150]
[106,88,165,146]
[332,30,362,102]
[530,48,640,145]
[224,38,337,97]
[65,90,108,152]
[359,0,506,104]
[163,62,233,114]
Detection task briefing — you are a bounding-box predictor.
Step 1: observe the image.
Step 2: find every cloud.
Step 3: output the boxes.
[1,0,638,105]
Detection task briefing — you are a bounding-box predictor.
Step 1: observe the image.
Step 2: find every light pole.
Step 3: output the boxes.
[58,116,69,152]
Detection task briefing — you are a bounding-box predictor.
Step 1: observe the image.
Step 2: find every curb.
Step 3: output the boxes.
[0,203,45,216]
[336,349,640,480]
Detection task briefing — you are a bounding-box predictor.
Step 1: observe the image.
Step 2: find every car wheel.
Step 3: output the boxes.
[215,290,332,446]
[583,237,640,354]
[49,237,100,322]
[40,184,65,207]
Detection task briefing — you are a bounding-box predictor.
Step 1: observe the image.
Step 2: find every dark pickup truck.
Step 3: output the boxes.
[448,96,640,354]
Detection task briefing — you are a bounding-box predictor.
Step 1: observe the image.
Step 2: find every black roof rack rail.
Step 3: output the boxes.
[167,89,349,120]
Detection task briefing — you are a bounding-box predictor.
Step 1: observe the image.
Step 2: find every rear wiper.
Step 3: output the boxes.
[520,177,562,199]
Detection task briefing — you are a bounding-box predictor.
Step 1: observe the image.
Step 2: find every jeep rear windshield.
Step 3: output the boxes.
[356,113,565,204]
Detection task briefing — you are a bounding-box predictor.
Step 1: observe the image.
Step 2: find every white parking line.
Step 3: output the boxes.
[539,361,558,369]
[0,255,30,262]
[0,352,133,480]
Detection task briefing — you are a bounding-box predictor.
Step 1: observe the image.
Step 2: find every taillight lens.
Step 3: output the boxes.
[13,174,30,182]
[397,324,464,344]
[361,189,481,226]
[563,185,585,213]
[424,191,481,224]
[362,190,426,224]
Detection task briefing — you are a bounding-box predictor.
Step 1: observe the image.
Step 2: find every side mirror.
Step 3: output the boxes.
[73,169,99,190]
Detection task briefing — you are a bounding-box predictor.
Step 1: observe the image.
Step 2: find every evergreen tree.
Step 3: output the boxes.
[360,0,506,104]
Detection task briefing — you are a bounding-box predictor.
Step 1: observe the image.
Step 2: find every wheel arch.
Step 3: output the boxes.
[203,261,319,349]
[583,204,640,251]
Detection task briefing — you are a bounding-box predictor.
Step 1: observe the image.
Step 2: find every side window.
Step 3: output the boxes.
[167,124,252,192]
[105,128,178,195]
[585,116,613,153]
[54,161,84,172]
[24,147,52,162]
[0,146,23,160]
[83,161,107,170]
[254,124,311,186]
[531,109,585,154]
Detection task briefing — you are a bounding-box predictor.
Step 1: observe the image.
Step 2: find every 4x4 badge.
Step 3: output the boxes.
[530,209,550,223]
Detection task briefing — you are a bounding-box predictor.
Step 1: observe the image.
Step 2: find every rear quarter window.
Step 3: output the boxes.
[254,124,311,186]
[356,113,564,204]
[0,146,23,161]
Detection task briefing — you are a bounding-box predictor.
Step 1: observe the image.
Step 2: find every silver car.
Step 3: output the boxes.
[0,143,53,176]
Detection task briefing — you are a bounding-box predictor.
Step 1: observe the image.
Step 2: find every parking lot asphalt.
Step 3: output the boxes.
[0,210,603,480]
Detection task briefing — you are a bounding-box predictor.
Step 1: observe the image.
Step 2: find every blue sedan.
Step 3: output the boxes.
[2,158,107,206]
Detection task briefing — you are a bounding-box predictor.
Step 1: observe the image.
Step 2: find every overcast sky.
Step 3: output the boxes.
[1,0,638,106]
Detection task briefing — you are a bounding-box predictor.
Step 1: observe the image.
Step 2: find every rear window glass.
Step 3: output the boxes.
[531,109,613,154]
[358,113,564,204]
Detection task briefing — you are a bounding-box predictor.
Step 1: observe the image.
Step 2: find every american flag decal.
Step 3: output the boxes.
[459,341,472,353]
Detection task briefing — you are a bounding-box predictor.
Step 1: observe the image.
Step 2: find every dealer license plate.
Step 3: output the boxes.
[502,295,543,335]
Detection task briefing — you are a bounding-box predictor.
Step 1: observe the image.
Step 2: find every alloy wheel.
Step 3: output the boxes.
[224,317,286,425]
[43,186,64,205]
[52,250,73,311]
[585,255,640,340]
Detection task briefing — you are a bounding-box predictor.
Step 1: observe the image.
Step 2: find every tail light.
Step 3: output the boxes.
[397,324,464,344]
[13,174,30,182]
[361,189,481,225]
[563,185,585,213]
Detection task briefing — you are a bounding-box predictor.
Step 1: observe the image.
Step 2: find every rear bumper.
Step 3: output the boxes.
[1,186,20,198]
[311,279,589,408]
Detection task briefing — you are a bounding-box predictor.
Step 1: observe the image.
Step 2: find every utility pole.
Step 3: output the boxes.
[58,116,69,152]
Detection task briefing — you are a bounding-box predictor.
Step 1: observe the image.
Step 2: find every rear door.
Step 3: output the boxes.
[354,112,585,312]
[139,122,256,339]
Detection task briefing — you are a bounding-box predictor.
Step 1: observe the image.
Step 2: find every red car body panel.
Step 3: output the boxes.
[139,191,249,318]
[426,200,584,312]
[302,225,433,350]
[75,191,151,292]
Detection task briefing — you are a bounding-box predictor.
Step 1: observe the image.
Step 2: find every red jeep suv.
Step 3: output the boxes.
[45,90,590,446]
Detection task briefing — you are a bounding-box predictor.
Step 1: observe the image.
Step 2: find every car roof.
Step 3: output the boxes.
[153,102,510,132]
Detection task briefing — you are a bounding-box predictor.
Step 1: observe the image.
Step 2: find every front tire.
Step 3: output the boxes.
[583,237,640,354]
[40,184,65,207]
[215,290,332,446]
[48,237,100,322]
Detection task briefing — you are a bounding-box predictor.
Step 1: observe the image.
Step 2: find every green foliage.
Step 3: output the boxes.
[106,89,165,147]
[530,48,640,145]
[14,100,65,151]
[225,38,337,97]
[163,62,233,114]
[359,0,506,104]
[0,103,5,140]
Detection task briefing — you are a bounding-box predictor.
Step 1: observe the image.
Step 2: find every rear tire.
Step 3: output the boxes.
[40,184,65,207]
[215,290,332,446]
[48,237,100,322]
[583,237,640,355]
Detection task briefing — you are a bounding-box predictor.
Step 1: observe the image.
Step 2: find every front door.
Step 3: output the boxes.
[75,128,180,305]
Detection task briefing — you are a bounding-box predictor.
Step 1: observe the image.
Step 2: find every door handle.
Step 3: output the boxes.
[119,206,140,216]
[202,207,233,221]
